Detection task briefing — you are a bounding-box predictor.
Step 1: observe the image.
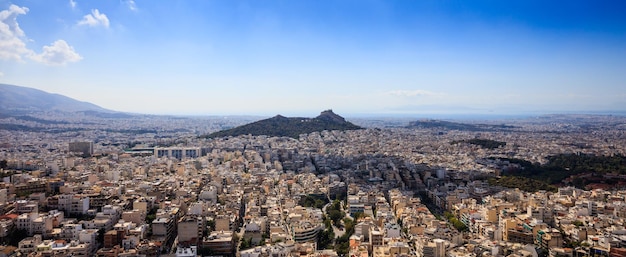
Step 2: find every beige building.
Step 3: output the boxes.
[121,209,145,225]
[178,215,203,245]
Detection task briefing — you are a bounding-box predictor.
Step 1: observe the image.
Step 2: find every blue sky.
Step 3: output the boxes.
[1,0,625,116]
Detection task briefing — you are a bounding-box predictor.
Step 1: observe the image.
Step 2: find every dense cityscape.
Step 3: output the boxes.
[0,110,625,257]
[2,0,625,256]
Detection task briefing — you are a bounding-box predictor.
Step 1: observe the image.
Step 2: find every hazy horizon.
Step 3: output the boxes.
[1,1,625,116]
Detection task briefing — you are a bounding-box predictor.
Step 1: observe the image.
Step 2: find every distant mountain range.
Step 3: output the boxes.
[206,110,362,138]
[0,83,112,114]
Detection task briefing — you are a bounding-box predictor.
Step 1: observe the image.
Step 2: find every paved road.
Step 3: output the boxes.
[333,224,345,238]
[235,228,245,257]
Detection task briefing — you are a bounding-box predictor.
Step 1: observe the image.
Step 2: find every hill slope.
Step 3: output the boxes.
[406,119,516,131]
[206,110,362,138]
[0,84,110,114]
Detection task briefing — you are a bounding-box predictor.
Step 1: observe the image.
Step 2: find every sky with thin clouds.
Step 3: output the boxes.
[0,0,625,116]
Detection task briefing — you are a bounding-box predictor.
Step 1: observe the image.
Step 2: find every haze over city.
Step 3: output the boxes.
[1,0,625,116]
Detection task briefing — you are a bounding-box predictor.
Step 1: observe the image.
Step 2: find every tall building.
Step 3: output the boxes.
[154,147,201,159]
[69,142,93,157]
[423,239,446,257]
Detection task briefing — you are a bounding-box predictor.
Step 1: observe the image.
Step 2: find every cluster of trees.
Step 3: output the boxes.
[239,237,254,250]
[487,176,558,193]
[318,200,361,255]
[144,206,159,229]
[443,212,468,232]
[300,195,329,209]
[239,233,270,251]
[407,120,516,131]
[326,200,345,227]
[317,217,335,250]
[451,138,506,149]
[334,217,356,256]
[572,220,584,227]
[203,219,216,237]
[494,153,626,187]
[545,153,626,174]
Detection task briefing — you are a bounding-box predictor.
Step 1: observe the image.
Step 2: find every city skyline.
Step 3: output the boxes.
[1,1,625,116]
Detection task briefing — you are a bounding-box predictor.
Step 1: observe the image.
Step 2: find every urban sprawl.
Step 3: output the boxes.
[0,114,626,257]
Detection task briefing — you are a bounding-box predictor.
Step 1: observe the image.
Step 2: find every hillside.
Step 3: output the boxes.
[206,110,362,138]
[0,84,110,114]
[407,119,516,131]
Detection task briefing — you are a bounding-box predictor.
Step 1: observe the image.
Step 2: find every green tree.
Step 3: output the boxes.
[323,216,332,229]
[240,237,253,250]
[353,211,365,221]
[315,199,326,209]
[343,218,355,235]
[207,219,216,231]
[329,199,342,212]
[328,210,344,227]
[204,219,216,237]
[335,241,350,256]
[443,212,468,232]
[317,227,335,249]
[145,214,156,224]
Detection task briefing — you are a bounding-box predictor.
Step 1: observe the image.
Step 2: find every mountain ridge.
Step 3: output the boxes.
[0,83,112,114]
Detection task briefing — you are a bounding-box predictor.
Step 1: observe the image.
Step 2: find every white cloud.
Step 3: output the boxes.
[69,0,77,10]
[78,9,109,28]
[31,40,82,66]
[124,0,138,11]
[0,5,82,66]
[0,4,35,61]
[0,71,4,77]
[387,89,443,97]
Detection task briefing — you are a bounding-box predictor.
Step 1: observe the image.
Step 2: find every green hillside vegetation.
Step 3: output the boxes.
[205,110,362,139]
[451,138,506,149]
[407,119,516,131]
[492,153,626,185]
[488,176,558,192]
[545,154,626,174]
